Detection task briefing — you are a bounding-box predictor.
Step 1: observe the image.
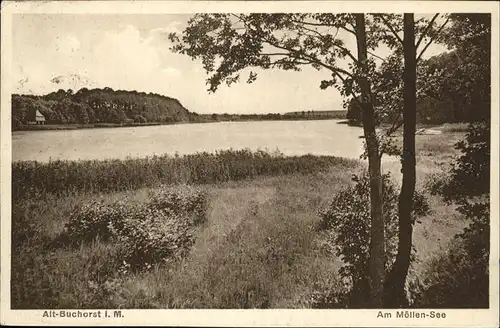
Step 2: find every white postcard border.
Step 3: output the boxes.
[1,1,498,327]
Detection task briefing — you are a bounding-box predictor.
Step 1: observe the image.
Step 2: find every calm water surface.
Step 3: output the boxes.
[12,120,366,162]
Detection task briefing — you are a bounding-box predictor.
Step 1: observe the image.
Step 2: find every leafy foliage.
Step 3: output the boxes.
[456,200,490,265]
[170,12,442,125]
[428,14,491,200]
[170,14,362,94]
[419,14,490,124]
[12,87,194,127]
[112,207,195,270]
[416,109,490,307]
[346,97,362,123]
[65,185,208,270]
[65,200,125,243]
[317,173,429,307]
[412,14,491,308]
[409,199,489,308]
[148,185,209,225]
[346,14,490,126]
[435,122,490,201]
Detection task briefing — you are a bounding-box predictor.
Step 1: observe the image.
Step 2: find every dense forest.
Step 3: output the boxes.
[11,88,198,129]
[347,48,489,126]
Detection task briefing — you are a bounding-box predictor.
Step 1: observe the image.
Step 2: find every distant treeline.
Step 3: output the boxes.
[200,110,347,123]
[12,87,348,130]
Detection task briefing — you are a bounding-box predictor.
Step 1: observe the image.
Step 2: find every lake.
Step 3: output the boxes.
[12,120,366,162]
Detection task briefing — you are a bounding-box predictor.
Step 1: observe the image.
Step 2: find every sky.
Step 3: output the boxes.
[12,14,449,114]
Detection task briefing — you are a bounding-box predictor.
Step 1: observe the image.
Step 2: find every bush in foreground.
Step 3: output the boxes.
[11,185,209,309]
[427,122,490,202]
[408,199,489,308]
[316,173,429,308]
[416,121,490,308]
[148,185,208,225]
[65,185,208,270]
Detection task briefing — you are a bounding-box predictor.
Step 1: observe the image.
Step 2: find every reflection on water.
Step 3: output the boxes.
[12,120,366,162]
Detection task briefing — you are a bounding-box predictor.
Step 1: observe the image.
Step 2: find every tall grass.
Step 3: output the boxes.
[11,158,360,309]
[12,149,353,199]
[11,185,210,309]
[11,149,357,309]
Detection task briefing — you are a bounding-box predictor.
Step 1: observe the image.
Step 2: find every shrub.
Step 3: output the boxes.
[65,200,128,243]
[456,200,489,264]
[148,185,209,225]
[415,120,490,308]
[317,172,429,307]
[112,207,196,270]
[447,122,490,198]
[64,185,209,270]
[431,122,490,201]
[309,277,351,309]
[409,199,489,308]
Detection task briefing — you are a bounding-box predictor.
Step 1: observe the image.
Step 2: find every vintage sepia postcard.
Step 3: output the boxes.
[1,1,498,326]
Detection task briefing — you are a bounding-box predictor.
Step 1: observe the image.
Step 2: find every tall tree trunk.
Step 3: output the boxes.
[384,13,417,308]
[354,14,385,308]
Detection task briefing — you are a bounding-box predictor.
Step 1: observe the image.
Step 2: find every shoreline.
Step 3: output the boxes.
[13,119,465,134]
[12,117,348,132]
[13,121,184,132]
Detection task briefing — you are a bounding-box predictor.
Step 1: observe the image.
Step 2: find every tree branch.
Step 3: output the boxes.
[267,58,313,67]
[415,13,439,50]
[374,14,404,45]
[260,52,291,56]
[229,13,244,23]
[416,17,450,63]
[235,15,355,78]
[289,17,356,35]
[340,25,356,35]
[265,37,354,77]
[333,27,340,39]
[294,24,359,64]
[329,70,365,109]
[385,110,404,136]
[368,51,386,62]
[290,19,340,28]
[230,14,355,83]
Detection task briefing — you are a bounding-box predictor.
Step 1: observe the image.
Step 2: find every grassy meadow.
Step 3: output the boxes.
[11,125,470,309]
